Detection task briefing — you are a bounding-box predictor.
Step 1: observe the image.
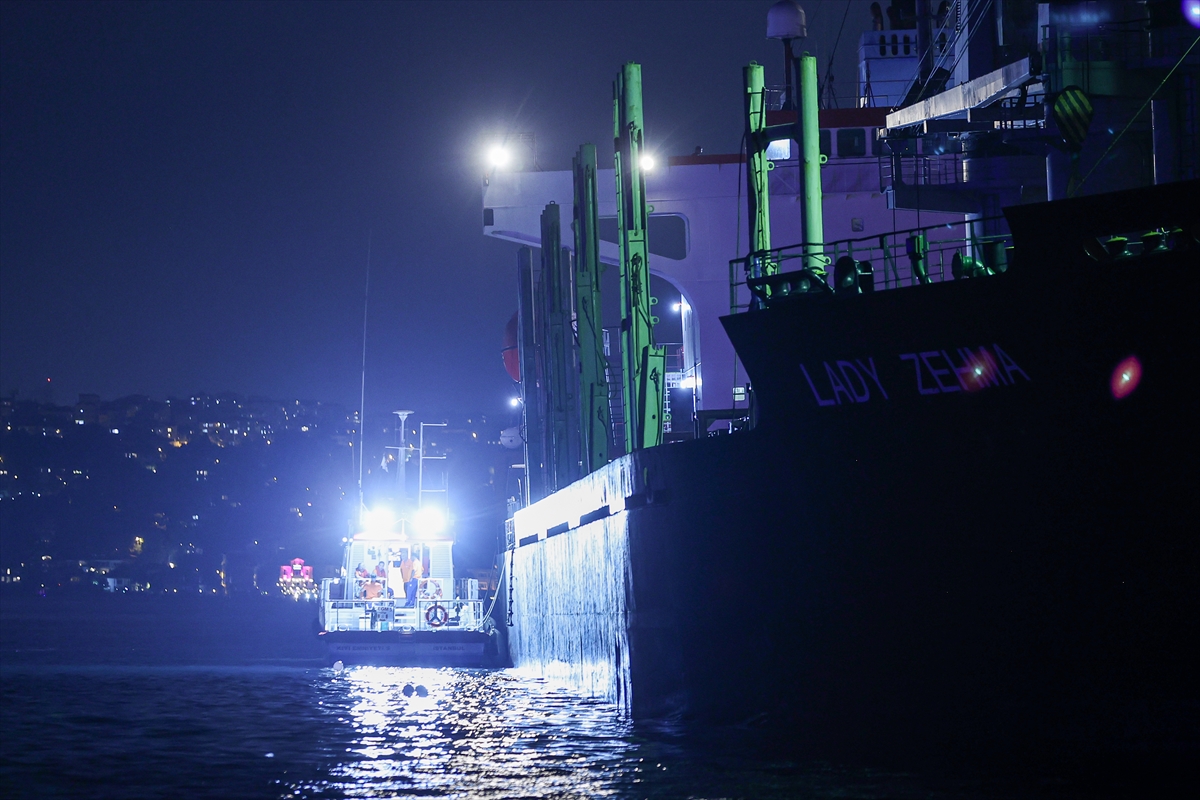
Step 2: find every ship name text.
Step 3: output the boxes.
[800,344,1030,406]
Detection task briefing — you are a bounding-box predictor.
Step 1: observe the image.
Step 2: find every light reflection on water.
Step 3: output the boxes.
[2,663,1083,799]
[295,667,635,799]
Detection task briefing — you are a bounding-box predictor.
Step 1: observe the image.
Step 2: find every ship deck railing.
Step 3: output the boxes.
[324,597,487,633]
[729,215,1013,313]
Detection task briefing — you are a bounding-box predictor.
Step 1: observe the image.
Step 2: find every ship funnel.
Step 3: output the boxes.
[767,0,806,39]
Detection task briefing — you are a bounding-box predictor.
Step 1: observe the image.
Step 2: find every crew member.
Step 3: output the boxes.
[400,552,416,607]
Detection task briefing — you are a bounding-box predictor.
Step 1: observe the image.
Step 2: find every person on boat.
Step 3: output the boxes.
[407,551,423,606]
[363,579,382,600]
[374,561,387,579]
[400,553,416,607]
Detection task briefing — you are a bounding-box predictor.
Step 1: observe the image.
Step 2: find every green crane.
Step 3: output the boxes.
[540,203,581,491]
[572,144,610,473]
[743,62,776,304]
[515,246,545,504]
[613,62,664,452]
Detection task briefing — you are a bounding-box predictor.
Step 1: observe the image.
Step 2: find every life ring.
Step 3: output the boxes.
[425,603,448,628]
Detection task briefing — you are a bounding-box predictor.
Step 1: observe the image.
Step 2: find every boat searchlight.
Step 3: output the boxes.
[413,506,446,537]
[487,144,510,168]
[360,506,397,538]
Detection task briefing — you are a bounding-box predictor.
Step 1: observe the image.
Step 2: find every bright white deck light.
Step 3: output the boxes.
[361,506,396,537]
[413,506,446,536]
[639,153,656,171]
[487,145,510,167]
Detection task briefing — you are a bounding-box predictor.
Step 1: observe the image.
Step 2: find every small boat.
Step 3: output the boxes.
[316,423,496,666]
[317,519,495,666]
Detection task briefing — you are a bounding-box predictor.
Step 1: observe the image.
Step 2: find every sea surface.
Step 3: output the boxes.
[0,593,1185,799]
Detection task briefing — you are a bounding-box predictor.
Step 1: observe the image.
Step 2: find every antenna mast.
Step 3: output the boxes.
[357,230,372,521]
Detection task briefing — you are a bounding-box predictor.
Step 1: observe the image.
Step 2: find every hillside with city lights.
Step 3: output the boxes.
[0,393,511,596]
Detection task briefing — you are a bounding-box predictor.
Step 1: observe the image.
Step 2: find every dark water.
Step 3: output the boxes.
[0,663,1025,800]
[0,595,1188,799]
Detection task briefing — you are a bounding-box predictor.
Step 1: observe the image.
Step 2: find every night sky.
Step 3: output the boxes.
[2,0,871,423]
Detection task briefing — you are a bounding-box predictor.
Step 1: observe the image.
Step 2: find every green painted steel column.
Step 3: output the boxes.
[540,203,580,491]
[744,63,773,266]
[515,247,545,504]
[613,62,664,452]
[572,143,610,473]
[799,54,825,272]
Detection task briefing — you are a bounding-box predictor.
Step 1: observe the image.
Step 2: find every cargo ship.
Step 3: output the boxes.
[484,1,1199,757]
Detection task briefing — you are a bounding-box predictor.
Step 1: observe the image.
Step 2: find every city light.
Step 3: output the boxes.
[487,144,510,168]
[639,153,656,171]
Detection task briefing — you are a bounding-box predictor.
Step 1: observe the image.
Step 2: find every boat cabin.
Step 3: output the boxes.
[319,531,484,634]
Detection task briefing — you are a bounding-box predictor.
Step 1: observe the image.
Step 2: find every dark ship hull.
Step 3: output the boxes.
[319,629,490,667]
[504,182,1199,758]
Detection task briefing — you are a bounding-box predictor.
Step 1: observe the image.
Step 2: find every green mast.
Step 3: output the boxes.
[743,62,776,306]
[572,144,610,472]
[798,53,825,272]
[613,62,664,452]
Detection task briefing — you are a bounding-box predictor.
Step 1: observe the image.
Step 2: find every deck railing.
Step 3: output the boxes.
[322,594,486,633]
[730,215,1013,313]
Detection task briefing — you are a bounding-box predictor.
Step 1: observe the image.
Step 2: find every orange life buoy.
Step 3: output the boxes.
[425,603,448,627]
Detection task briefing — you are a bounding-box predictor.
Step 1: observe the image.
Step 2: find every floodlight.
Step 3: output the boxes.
[509,397,521,407]
[951,251,991,279]
[413,506,446,536]
[361,506,396,537]
[487,145,511,168]
[834,256,859,294]
[639,153,656,171]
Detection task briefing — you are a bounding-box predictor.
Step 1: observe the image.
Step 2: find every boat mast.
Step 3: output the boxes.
[356,230,372,524]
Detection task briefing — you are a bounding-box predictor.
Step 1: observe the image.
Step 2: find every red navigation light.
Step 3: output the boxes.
[1110,355,1142,400]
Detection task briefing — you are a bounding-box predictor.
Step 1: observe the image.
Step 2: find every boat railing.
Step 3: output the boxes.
[729,215,1013,313]
[879,151,964,191]
[323,597,487,633]
[1041,20,1190,90]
